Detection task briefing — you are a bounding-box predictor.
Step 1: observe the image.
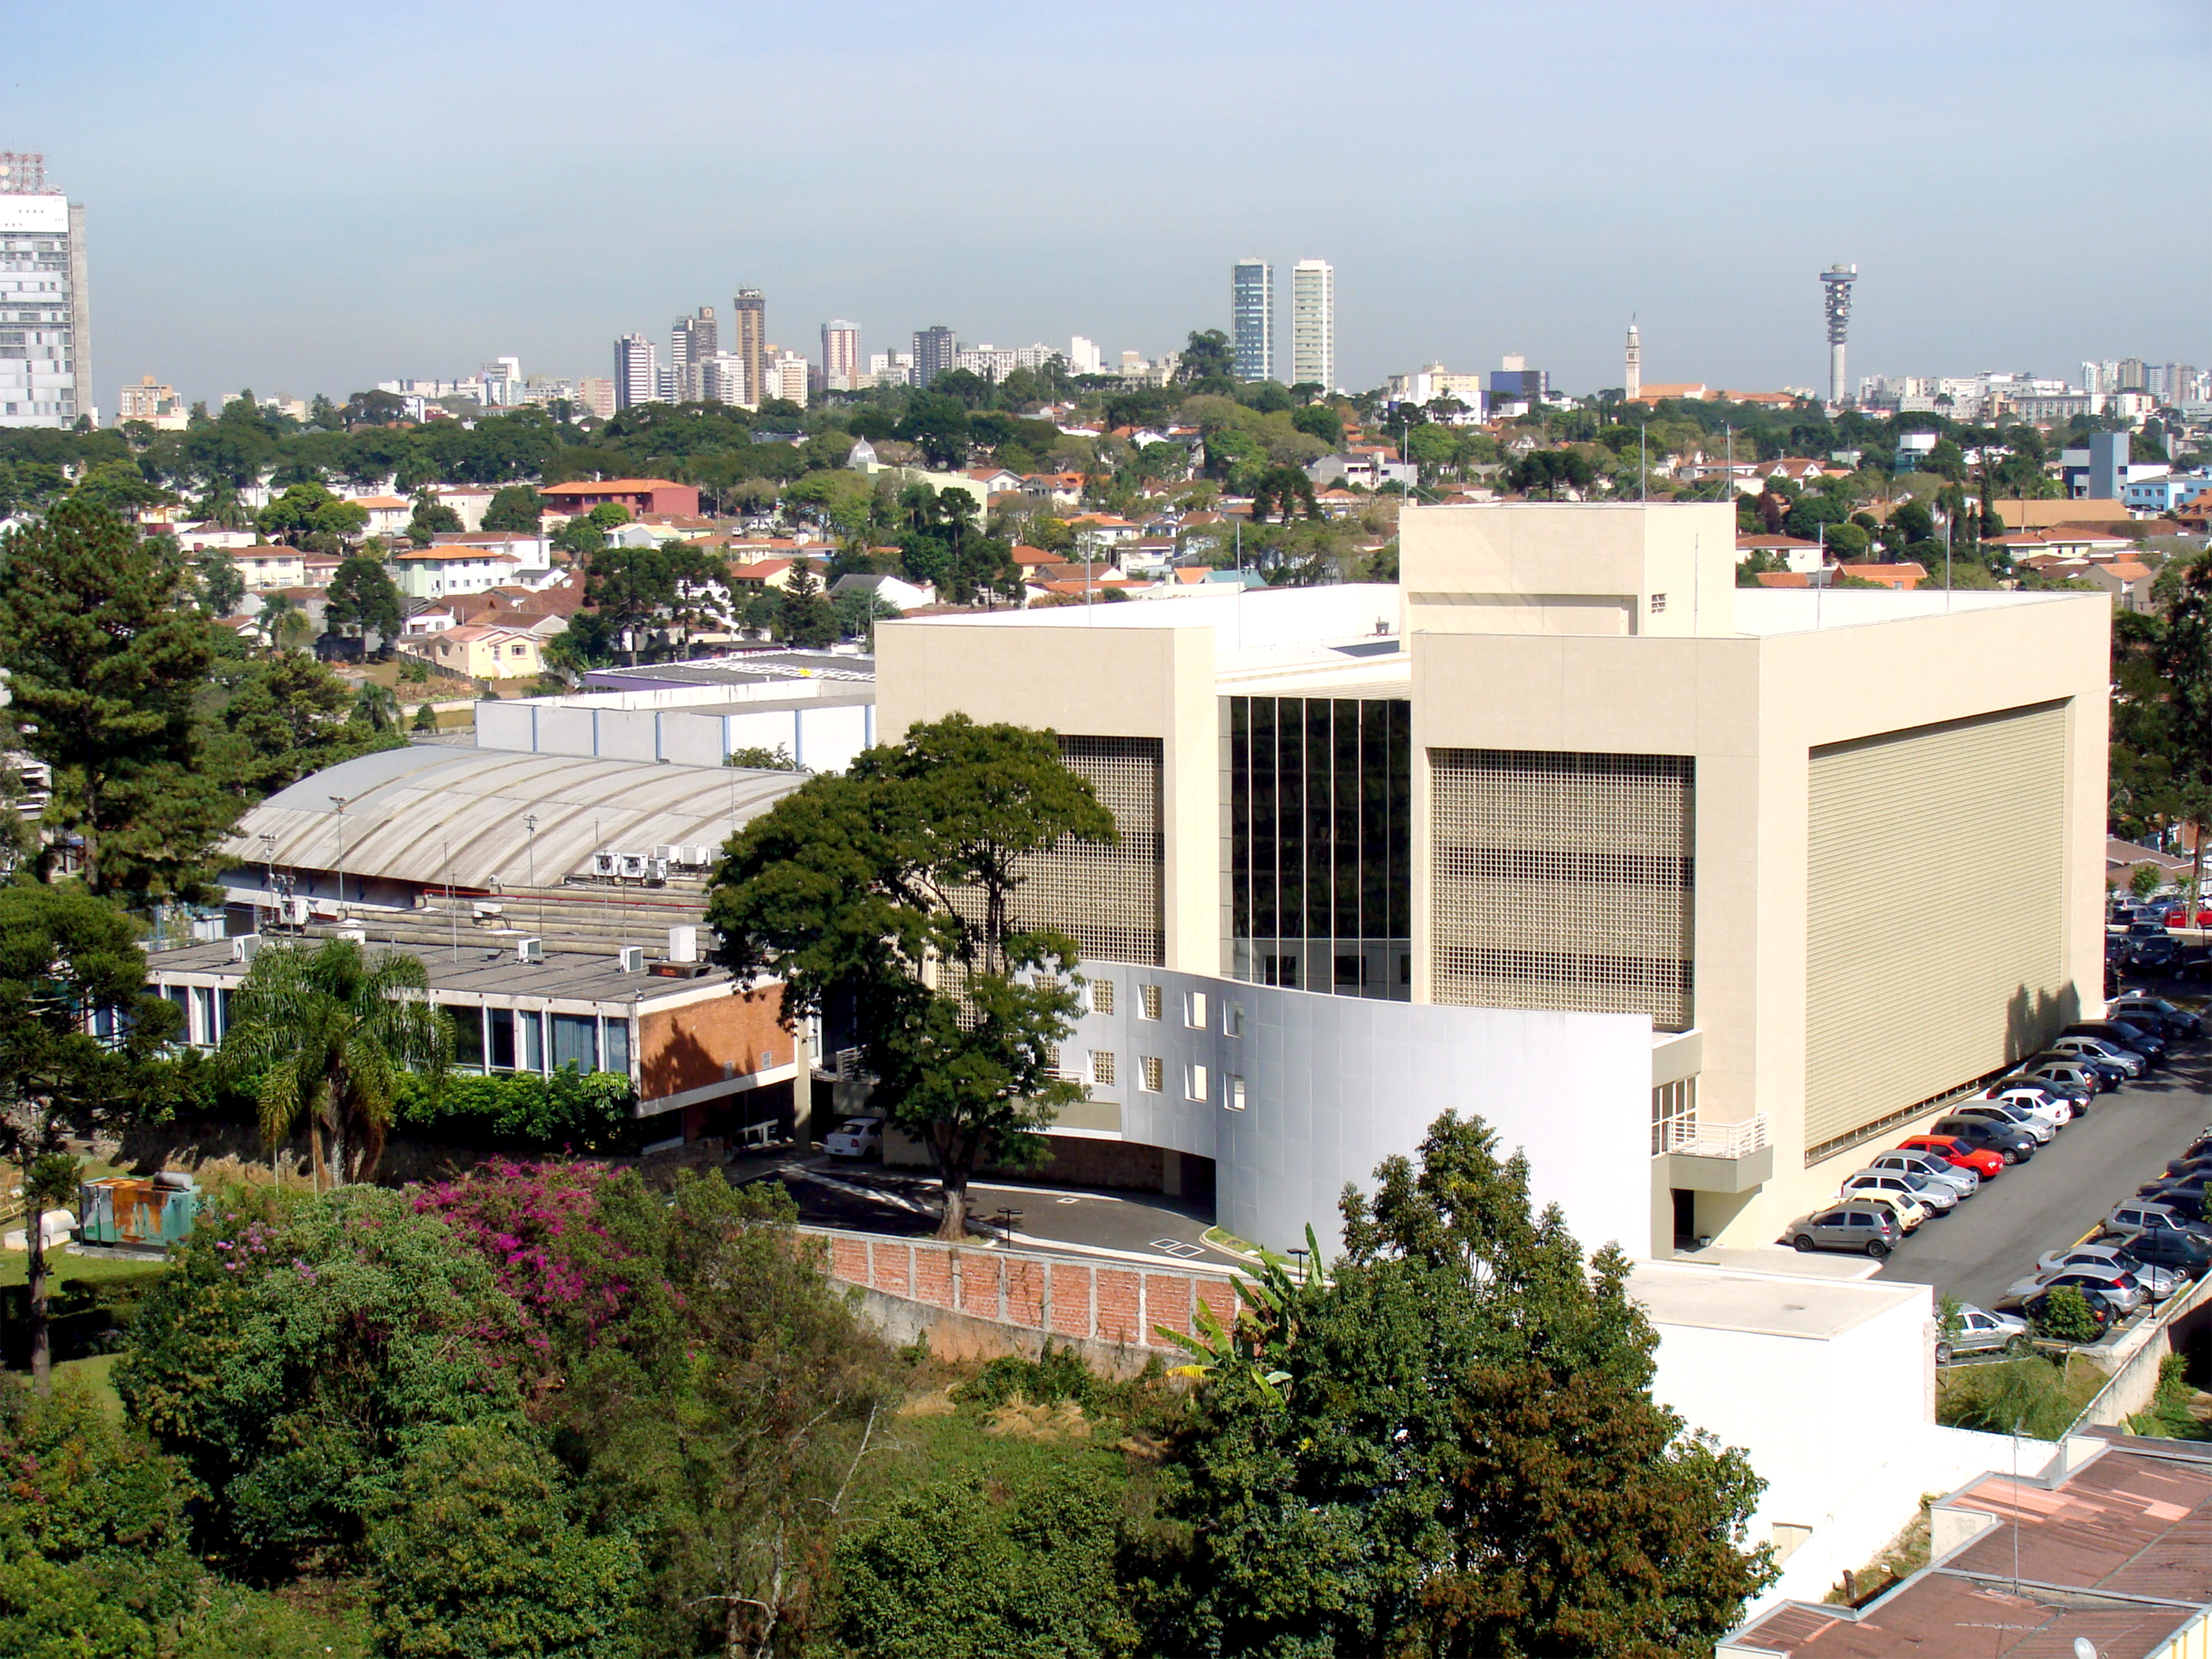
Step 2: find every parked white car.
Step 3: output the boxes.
[1867,1148,1978,1198]
[824,1116,883,1159]
[1843,1170,1953,1218]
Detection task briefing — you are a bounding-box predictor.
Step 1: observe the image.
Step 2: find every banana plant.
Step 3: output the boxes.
[1154,1225,1320,1407]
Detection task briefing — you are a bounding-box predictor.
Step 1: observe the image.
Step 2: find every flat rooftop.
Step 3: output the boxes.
[1732,586,2090,637]
[147,937,731,1007]
[582,650,874,689]
[1627,1257,1926,1342]
[1725,1435,2212,1657]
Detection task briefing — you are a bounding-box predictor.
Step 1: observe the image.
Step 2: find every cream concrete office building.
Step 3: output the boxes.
[874,503,2109,1257]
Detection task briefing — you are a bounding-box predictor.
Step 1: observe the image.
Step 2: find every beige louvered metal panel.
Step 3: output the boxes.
[1013,735,1165,967]
[1430,748,1695,1030]
[1804,702,2068,1159]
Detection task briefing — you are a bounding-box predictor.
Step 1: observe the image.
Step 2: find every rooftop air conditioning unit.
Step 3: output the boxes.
[667,925,698,963]
[618,946,644,973]
[592,850,618,878]
[515,937,543,963]
[646,857,669,882]
[651,844,676,862]
[231,933,262,963]
[280,897,310,926]
[617,854,646,880]
[686,845,714,868]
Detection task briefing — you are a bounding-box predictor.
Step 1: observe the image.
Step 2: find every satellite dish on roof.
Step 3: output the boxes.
[2076,1640,2100,1659]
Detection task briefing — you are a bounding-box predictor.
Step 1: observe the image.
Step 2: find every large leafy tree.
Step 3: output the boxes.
[0,501,235,900]
[218,937,453,1186]
[0,883,178,1390]
[323,550,404,645]
[709,714,1114,1237]
[1160,1113,1772,1658]
[833,1463,1138,1659]
[368,1423,641,1659]
[205,652,404,796]
[2113,553,2212,884]
[775,555,838,648]
[116,1183,528,1565]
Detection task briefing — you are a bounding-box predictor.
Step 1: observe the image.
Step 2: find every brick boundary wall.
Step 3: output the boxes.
[802,1225,1244,1352]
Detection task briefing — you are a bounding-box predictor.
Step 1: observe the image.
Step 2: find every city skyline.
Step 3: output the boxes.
[6,0,2208,407]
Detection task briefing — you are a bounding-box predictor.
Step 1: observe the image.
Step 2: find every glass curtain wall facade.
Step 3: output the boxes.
[1227,696,1411,1000]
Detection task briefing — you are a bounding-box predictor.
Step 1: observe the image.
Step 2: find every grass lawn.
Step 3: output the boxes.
[47,1351,125,1418]
[0,1247,170,1292]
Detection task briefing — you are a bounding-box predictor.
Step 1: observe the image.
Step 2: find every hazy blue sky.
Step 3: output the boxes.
[10,0,2208,408]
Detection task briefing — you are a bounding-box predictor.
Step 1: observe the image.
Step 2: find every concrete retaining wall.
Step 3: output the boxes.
[2066,1270,2212,1433]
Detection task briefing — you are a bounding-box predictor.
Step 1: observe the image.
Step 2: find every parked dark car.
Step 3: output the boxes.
[2131,936,2182,972]
[2064,1020,2167,1066]
[2020,1286,2119,1337]
[2113,996,2203,1039]
[2139,1173,2212,1214]
[1929,1114,2037,1165]
[2112,1227,2212,1276]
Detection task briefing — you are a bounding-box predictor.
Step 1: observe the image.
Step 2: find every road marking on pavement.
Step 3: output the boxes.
[1151,1238,1205,1258]
[1056,1196,1080,1205]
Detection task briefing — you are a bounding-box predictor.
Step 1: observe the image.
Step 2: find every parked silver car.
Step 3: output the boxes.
[1787,1204,1903,1259]
[2019,1058,2106,1096]
[2108,1198,2212,1242]
[1936,1303,2027,1364]
[1867,1148,1978,1198]
[2035,1242,2183,1302]
[2000,1265,2146,1316]
[2047,1034,2145,1079]
[1842,1168,1958,1215]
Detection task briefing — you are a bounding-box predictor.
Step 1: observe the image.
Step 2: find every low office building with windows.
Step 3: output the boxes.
[145,744,815,1138]
[874,502,2109,1258]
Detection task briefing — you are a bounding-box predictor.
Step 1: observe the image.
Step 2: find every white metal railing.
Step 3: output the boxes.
[1658,1115,1770,1159]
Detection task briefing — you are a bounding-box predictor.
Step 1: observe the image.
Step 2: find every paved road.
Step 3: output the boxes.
[1873,1039,2212,1310]
[741,1155,1242,1267]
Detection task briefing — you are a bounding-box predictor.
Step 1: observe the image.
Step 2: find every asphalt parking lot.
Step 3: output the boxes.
[1871,1035,2212,1310]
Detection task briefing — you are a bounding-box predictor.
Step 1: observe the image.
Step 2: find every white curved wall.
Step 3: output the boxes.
[1066,961,1653,1258]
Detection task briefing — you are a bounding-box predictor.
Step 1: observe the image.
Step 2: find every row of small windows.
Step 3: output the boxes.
[1055,1044,1246,1111]
[1111,978,1244,1037]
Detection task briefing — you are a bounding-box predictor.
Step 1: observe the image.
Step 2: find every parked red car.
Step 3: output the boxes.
[1897,1134,2006,1180]
[2165,907,2212,929]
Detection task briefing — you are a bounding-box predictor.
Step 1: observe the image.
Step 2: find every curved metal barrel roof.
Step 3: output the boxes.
[226,745,807,889]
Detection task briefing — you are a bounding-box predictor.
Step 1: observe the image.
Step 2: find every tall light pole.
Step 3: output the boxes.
[525,812,541,940]
[328,796,350,910]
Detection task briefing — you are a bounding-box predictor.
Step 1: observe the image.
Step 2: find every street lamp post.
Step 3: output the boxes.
[328,796,350,910]
[258,833,276,930]
[525,813,540,939]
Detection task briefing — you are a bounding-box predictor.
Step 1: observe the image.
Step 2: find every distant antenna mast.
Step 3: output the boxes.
[1820,265,1858,406]
[0,152,49,194]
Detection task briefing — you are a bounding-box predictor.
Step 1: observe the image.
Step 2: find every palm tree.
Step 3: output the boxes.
[220,938,452,1186]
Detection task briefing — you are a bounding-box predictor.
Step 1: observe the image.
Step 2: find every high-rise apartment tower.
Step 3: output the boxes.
[671,306,716,401]
[1819,265,1857,406]
[1231,258,1274,382]
[820,319,859,388]
[731,289,765,410]
[613,334,656,410]
[1290,259,1334,392]
[1624,321,1640,402]
[912,325,958,389]
[0,151,90,429]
